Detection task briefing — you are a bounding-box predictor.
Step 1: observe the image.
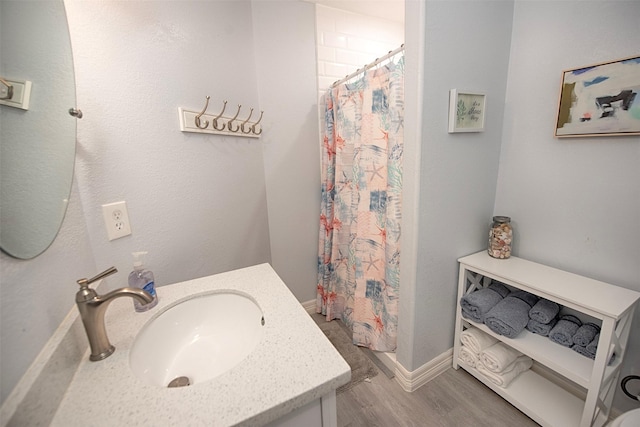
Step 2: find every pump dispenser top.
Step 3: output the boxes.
[128,251,158,312]
[132,251,147,269]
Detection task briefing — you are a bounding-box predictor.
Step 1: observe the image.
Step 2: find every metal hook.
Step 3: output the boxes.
[212,100,227,131]
[240,108,254,134]
[195,96,210,129]
[227,104,242,132]
[251,111,264,135]
[0,77,14,100]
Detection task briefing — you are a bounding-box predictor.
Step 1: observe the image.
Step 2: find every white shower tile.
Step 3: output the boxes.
[317,45,335,62]
[322,31,348,49]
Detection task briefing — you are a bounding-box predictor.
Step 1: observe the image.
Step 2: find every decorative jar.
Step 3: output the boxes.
[488,216,512,259]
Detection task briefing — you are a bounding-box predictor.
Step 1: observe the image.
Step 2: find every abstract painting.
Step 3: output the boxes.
[555,56,640,137]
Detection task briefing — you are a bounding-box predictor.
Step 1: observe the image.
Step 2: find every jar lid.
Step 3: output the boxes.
[492,216,511,223]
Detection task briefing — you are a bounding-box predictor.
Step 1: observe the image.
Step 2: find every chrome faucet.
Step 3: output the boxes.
[76,266,153,361]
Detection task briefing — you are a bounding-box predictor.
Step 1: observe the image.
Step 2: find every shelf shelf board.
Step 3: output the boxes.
[458,252,640,320]
[463,320,593,388]
[459,361,586,427]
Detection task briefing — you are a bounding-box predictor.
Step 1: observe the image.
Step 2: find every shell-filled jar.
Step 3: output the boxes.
[488,216,512,259]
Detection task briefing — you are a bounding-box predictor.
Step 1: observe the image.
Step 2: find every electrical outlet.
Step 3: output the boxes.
[102,201,132,241]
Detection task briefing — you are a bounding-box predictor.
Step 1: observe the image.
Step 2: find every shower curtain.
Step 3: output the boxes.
[316,55,404,352]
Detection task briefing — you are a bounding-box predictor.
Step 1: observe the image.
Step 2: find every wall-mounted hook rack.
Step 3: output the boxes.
[178,97,263,138]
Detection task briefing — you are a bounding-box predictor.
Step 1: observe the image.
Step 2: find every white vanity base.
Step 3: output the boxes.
[267,392,337,427]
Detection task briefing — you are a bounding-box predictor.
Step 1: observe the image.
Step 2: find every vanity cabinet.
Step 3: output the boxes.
[453,251,640,427]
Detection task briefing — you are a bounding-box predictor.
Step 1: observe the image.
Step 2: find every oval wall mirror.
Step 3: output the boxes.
[0,0,78,259]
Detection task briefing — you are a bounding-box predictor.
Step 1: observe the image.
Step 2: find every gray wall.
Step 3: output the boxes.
[401,0,640,413]
[398,0,514,370]
[252,1,321,302]
[496,0,640,412]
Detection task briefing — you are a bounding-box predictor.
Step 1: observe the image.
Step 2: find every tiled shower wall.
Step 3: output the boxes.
[315,4,404,99]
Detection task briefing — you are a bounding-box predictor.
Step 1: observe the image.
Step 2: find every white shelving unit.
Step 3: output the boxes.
[453,251,640,427]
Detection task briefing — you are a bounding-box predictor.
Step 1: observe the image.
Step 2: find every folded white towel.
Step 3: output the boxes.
[476,356,533,388]
[459,346,479,367]
[480,342,523,373]
[460,328,498,355]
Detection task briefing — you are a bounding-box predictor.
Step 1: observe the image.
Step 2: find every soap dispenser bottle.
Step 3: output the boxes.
[128,251,158,312]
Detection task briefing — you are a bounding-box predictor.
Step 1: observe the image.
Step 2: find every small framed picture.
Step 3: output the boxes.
[555,55,640,138]
[448,89,486,133]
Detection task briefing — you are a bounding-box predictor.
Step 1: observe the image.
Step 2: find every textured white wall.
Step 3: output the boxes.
[496,1,640,412]
[65,0,272,291]
[0,2,97,404]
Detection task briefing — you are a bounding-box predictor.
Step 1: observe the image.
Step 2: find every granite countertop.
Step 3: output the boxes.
[51,263,350,426]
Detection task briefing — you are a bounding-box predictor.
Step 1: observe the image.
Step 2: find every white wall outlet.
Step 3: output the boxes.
[101,201,132,241]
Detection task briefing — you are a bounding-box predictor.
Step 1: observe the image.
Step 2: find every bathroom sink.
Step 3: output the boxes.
[129,291,264,387]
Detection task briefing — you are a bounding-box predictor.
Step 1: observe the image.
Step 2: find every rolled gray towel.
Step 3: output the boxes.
[526,317,558,336]
[484,291,537,338]
[572,323,600,347]
[572,341,615,365]
[460,282,510,323]
[529,299,560,324]
[549,315,582,347]
[510,290,539,307]
[586,333,599,354]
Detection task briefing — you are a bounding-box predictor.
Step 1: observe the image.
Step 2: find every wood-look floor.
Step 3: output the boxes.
[311,313,539,426]
[337,364,541,427]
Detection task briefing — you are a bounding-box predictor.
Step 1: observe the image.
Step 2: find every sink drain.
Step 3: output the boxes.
[167,376,191,388]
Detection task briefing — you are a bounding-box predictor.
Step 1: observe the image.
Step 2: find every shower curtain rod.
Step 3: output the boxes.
[331,44,405,88]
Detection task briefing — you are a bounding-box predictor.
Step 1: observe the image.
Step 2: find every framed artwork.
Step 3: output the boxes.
[555,55,640,137]
[448,89,486,133]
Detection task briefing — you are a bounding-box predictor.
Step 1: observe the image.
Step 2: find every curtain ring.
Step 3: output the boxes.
[212,100,227,131]
[240,108,254,134]
[195,96,210,129]
[227,104,242,132]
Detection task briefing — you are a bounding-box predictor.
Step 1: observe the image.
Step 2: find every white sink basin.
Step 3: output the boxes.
[130,291,264,387]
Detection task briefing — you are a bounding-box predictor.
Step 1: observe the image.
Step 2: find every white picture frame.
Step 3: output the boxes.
[448,89,486,133]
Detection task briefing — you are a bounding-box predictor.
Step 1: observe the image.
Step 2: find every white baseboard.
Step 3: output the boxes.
[303,299,452,393]
[302,299,316,314]
[394,349,453,392]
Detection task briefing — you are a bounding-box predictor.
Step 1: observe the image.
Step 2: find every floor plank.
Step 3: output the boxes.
[311,313,539,426]
[338,366,540,427]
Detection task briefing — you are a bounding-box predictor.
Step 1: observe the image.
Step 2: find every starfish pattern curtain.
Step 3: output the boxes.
[316,56,404,352]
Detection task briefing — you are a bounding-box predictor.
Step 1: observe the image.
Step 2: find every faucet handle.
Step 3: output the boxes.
[77,266,118,288]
